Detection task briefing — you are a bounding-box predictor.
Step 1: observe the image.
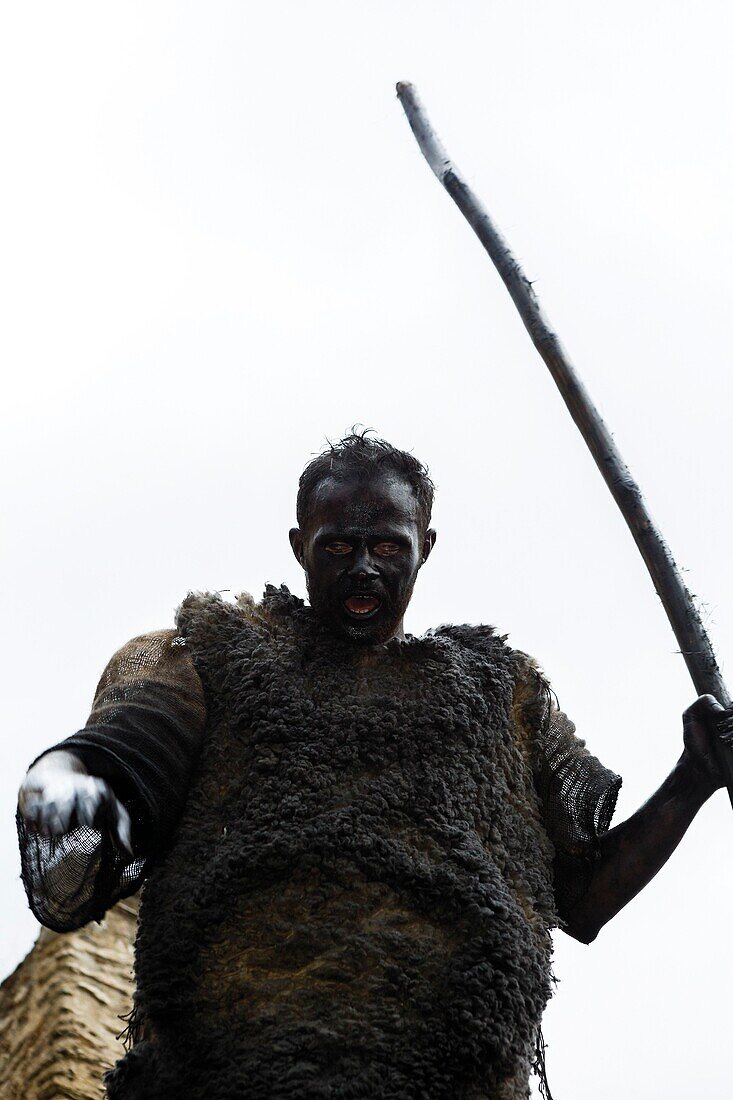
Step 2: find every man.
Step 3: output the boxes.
[17,432,733,1099]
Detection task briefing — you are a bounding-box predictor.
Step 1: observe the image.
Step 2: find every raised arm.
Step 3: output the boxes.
[562,695,733,943]
[17,630,207,931]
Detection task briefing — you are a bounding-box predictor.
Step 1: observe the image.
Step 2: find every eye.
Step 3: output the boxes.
[373,542,401,557]
[324,541,352,555]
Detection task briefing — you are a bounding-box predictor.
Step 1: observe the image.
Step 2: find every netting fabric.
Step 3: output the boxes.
[534,701,622,918]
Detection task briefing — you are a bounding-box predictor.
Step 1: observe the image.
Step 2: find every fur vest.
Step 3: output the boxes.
[105,586,557,1100]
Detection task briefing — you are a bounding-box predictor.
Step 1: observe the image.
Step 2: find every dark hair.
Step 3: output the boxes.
[297,429,435,533]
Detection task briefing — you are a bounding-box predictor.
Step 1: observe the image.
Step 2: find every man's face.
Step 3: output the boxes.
[289,474,436,644]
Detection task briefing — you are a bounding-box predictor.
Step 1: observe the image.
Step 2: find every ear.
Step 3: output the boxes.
[289,527,306,568]
[420,529,437,565]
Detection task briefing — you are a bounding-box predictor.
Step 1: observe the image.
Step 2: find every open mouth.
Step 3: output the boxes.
[343,595,382,618]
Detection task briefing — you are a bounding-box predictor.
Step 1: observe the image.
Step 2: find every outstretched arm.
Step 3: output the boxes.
[17,630,207,931]
[563,695,733,943]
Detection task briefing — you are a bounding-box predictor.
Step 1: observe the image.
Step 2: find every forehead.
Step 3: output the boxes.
[306,474,419,531]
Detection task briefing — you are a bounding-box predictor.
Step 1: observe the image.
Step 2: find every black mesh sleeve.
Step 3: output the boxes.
[512,651,622,920]
[534,705,622,918]
[17,630,207,932]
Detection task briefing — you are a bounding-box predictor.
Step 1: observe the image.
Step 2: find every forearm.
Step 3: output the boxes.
[17,631,206,931]
[56,633,207,851]
[563,751,713,943]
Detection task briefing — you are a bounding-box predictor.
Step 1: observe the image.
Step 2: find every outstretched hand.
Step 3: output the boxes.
[18,749,133,855]
[682,695,733,796]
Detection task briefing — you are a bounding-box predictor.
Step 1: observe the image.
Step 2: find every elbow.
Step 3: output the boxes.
[560,909,603,944]
[566,922,600,945]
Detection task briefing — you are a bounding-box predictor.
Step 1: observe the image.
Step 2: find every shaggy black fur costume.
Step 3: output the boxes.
[105,586,562,1100]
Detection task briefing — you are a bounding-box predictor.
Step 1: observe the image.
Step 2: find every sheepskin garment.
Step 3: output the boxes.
[20,585,621,1099]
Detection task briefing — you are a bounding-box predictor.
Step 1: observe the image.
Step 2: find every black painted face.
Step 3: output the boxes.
[289,474,436,645]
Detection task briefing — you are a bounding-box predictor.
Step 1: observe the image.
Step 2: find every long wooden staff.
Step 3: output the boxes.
[396,81,733,806]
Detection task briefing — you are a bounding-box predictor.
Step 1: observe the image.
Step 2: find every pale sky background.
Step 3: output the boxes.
[2,3,733,1097]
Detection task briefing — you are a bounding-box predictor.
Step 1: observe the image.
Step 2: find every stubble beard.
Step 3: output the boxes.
[306,576,416,646]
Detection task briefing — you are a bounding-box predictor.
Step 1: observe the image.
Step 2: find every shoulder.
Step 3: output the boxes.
[431,625,545,703]
[174,587,307,680]
[94,629,197,693]
[176,584,316,645]
[98,629,179,676]
[508,650,554,758]
[175,590,261,641]
[510,649,553,717]
[431,622,507,657]
[431,624,550,696]
[433,628,555,750]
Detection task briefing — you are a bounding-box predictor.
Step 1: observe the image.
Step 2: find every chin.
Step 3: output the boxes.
[307,587,411,646]
[317,605,401,646]
[339,618,397,645]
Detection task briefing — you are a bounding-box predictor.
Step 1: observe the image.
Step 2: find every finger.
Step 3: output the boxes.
[718,714,733,740]
[691,694,727,716]
[21,773,81,834]
[18,781,41,817]
[715,712,733,735]
[43,795,75,834]
[72,784,104,830]
[42,801,74,837]
[113,801,133,856]
[19,790,46,828]
[90,784,133,856]
[89,780,117,833]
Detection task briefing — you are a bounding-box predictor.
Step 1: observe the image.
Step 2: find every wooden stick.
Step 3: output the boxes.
[396,80,733,805]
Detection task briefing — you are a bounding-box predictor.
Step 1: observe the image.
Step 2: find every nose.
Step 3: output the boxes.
[347,546,379,580]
